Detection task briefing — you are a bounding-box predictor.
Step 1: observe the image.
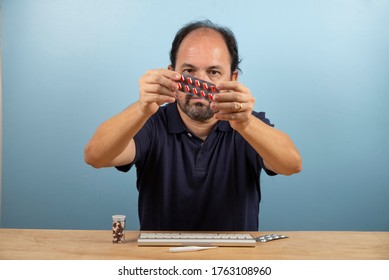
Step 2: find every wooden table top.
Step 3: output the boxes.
[1,229,388,260]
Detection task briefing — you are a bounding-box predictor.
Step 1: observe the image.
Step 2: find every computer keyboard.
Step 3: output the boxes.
[137,232,256,247]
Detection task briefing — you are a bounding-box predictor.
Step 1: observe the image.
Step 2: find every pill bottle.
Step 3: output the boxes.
[112,215,126,243]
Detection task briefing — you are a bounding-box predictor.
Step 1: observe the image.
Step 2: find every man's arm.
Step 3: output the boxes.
[237,115,302,175]
[84,102,147,168]
[212,81,302,176]
[84,69,180,168]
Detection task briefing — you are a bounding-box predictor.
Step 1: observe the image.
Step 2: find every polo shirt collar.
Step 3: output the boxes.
[166,102,233,133]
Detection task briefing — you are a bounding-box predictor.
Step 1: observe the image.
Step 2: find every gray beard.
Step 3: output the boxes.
[177,95,214,122]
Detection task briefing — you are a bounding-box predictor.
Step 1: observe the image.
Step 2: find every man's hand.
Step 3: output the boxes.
[211,81,255,131]
[138,69,181,116]
[211,81,302,176]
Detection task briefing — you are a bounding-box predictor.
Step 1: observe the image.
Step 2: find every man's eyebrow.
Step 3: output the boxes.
[178,63,223,70]
[208,65,223,70]
[178,63,196,69]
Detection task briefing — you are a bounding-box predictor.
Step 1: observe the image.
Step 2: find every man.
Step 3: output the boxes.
[85,20,302,231]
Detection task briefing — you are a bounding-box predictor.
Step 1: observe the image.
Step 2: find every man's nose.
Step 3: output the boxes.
[194,71,210,83]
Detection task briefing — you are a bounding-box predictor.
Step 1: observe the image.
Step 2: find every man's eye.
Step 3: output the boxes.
[183,69,194,74]
[209,70,220,76]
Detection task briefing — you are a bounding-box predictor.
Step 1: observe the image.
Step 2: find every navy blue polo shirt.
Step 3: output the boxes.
[116,102,276,231]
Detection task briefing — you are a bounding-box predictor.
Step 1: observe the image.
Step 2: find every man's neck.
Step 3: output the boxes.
[176,104,217,141]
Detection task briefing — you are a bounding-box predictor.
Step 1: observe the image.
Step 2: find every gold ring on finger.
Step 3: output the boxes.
[237,102,243,113]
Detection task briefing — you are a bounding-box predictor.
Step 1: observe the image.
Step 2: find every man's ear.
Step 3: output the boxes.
[168,65,174,71]
[231,70,239,81]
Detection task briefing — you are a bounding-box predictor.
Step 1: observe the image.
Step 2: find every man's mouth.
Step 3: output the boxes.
[188,96,210,105]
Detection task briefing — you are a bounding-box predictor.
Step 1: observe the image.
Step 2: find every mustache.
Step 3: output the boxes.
[185,94,211,103]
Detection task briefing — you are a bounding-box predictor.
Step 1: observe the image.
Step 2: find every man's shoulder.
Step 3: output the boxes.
[146,103,171,123]
[154,102,175,118]
[252,111,274,127]
[143,102,184,134]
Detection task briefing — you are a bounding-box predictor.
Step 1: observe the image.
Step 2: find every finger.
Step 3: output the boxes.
[216,80,247,93]
[143,83,177,97]
[141,70,180,97]
[149,92,176,105]
[212,91,247,103]
[162,68,182,80]
[144,69,181,91]
[147,68,181,81]
[212,101,244,113]
[214,111,241,121]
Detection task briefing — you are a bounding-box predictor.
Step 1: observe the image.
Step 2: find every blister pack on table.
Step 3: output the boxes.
[255,234,289,243]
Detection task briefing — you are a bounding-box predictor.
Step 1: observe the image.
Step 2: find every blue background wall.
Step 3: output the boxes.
[1,0,388,231]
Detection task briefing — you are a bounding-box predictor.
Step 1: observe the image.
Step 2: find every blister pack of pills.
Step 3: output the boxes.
[177,74,219,100]
[255,234,289,243]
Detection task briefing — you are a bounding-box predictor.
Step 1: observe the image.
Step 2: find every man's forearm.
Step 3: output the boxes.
[238,116,302,175]
[84,101,151,168]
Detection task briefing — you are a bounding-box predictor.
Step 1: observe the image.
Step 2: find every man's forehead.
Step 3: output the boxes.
[184,27,224,40]
[177,29,229,59]
[174,27,232,72]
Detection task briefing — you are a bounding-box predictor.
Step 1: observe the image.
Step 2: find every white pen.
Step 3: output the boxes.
[168,246,218,253]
